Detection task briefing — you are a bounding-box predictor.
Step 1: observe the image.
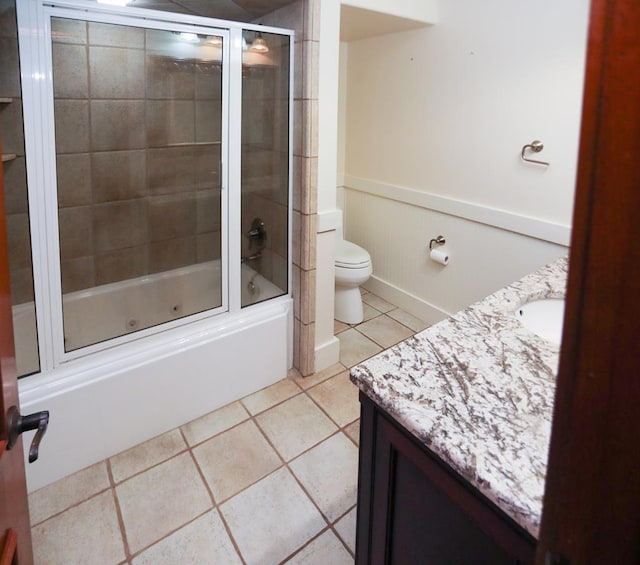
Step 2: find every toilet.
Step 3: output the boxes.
[335,238,372,324]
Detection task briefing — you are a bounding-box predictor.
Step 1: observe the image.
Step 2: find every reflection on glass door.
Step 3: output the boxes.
[240,30,290,308]
[51,18,226,352]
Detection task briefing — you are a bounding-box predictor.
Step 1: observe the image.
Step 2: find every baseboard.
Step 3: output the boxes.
[315,336,340,371]
[363,275,451,326]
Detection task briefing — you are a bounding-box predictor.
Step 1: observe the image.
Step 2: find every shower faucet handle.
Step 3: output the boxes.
[6,406,50,463]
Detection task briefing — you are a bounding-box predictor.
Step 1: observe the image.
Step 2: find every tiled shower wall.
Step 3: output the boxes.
[255,0,319,376]
[1,0,34,305]
[51,19,223,296]
[1,0,318,376]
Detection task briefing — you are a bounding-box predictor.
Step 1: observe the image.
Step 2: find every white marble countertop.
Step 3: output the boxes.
[350,257,568,538]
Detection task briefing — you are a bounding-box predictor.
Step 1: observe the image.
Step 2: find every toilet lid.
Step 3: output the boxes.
[335,240,371,268]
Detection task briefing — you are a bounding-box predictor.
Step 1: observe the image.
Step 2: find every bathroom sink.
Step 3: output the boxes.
[515,298,565,345]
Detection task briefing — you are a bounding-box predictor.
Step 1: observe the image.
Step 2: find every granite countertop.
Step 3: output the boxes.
[350,257,568,538]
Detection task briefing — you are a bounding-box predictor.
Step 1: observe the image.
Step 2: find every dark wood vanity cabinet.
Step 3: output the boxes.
[355,393,536,565]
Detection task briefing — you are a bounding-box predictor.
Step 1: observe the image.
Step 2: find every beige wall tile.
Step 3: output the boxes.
[91,150,146,202]
[195,64,222,100]
[148,236,196,273]
[52,43,88,99]
[58,206,93,259]
[145,53,195,100]
[9,266,34,304]
[148,193,196,241]
[195,189,222,233]
[54,100,89,154]
[89,46,144,99]
[146,100,195,147]
[3,157,28,214]
[1,98,24,155]
[0,37,21,98]
[51,18,87,45]
[95,245,148,286]
[146,147,195,194]
[92,199,147,252]
[88,21,144,48]
[90,100,145,151]
[299,268,315,325]
[196,231,221,263]
[56,153,92,208]
[194,145,221,189]
[6,213,32,269]
[195,100,222,143]
[60,256,94,294]
[298,320,315,376]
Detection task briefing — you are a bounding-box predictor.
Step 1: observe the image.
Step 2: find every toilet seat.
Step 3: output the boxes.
[335,240,371,269]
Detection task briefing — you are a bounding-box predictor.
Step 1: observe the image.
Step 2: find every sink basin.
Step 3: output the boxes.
[515,298,565,345]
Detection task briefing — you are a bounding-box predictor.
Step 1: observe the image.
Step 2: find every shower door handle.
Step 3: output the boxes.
[6,406,49,463]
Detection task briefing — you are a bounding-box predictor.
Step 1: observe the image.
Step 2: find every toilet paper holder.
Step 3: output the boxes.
[429,235,446,250]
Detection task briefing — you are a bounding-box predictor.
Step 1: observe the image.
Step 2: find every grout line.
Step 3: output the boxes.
[181,427,247,565]
[107,459,133,563]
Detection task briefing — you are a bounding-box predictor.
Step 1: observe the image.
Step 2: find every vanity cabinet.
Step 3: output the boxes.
[355,393,536,564]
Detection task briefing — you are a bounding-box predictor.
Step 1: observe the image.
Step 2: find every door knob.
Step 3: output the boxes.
[6,406,49,463]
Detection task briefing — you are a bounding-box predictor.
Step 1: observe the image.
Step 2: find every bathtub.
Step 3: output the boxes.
[14,261,284,372]
[17,261,291,491]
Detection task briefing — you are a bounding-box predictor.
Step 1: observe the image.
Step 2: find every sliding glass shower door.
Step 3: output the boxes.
[48,13,228,353]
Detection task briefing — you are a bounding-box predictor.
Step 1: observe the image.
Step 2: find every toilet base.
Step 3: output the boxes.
[335,285,364,324]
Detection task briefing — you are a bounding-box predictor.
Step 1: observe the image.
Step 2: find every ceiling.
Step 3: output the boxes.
[127,0,297,22]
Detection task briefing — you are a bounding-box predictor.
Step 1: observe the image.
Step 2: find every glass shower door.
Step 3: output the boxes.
[49,15,228,353]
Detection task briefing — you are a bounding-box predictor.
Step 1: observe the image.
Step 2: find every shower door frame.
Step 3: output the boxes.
[17,0,294,373]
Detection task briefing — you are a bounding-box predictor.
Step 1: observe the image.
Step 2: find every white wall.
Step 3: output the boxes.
[341,0,589,320]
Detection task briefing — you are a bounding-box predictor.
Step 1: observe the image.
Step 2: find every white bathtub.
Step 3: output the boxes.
[17,261,291,491]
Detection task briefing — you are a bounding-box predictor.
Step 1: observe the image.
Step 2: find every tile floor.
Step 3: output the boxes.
[29,291,428,564]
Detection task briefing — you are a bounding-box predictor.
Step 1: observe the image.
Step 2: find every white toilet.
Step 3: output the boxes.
[335,238,372,324]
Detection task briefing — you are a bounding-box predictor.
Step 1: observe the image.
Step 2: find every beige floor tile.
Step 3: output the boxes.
[286,530,353,564]
[361,293,395,313]
[307,371,360,427]
[220,468,325,564]
[337,328,383,368]
[116,453,211,553]
[386,308,430,332]
[132,510,241,565]
[256,395,337,461]
[362,303,382,322]
[32,491,125,565]
[193,420,281,502]
[334,507,357,553]
[181,401,249,447]
[289,434,358,522]
[344,420,361,446]
[110,429,186,483]
[334,319,350,334]
[241,378,302,415]
[29,462,110,526]
[293,362,346,390]
[356,316,413,348]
